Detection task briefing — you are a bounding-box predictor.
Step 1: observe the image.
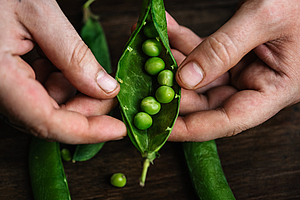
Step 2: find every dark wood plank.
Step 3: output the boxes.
[2,0,300,199]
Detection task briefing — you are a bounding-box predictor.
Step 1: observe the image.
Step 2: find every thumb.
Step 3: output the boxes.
[175,1,271,90]
[18,0,119,99]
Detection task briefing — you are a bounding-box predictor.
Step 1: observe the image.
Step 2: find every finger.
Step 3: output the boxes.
[171,49,186,65]
[41,110,126,144]
[31,58,56,84]
[194,72,230,94]
[1,55,126,144]
[62,93,118,117]
[170,90,277,142]
[175,1,277,90]
[44,72,77,104]
[171,49,230,94]
[179,86,237,116]
[170,62,283,142]
[166,12,203,55]
[17,0,119,99]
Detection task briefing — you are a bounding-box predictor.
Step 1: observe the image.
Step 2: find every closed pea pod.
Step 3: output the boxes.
[73,0,111,162]
[116,0,180,186]
[29,137,71,200]
[183,141,235,200]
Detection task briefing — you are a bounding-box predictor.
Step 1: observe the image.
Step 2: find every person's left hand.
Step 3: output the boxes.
[165,0,300,142]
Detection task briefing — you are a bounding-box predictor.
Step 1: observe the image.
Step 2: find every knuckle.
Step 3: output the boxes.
[68,39,92,70]
[218,107,243,138]
[205,33,238,69]
[28,125,50,140]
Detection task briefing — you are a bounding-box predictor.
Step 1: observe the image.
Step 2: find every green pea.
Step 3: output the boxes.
[134,112,153,130]
[110,173,127,188]
[140,96,161,115]
[144,57,165,75]
[155,86,175,104]
[143,21,159,38]
[157,69,174,86]
[61,148,71,162]
[142,39,162,57]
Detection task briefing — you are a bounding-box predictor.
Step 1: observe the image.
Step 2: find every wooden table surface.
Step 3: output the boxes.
[1,0,300,199]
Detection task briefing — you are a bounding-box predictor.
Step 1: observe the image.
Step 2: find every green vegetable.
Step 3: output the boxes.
[144,57,165,75]
[134,112,153,130]
[143,21,159,38]
[155,85,175,103]
[110,173,127,188]
[183,140,235,200]
[73,0,111,162]
[29,137,71,200]
[116,0,180,186]
[142,39,162,57]
[157,69,173,86]
[80,0,111,73]
[72,142,105,162]
[61,148,72,162]
[140,96,161,115]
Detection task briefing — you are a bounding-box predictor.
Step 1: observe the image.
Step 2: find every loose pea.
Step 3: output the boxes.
[144,57,165,75]
[157,69,174,86]
[155,86,175,104]
[143,21,159,38]
[140,96,161,115]
[110,173,127,188]
[142,39,162,57]
[134,112,153,130]
[61,148,72,162]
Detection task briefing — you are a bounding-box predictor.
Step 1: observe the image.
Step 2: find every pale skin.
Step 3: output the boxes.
[3,0,300,144]
[167,0,300,141]
[0,0,126,144]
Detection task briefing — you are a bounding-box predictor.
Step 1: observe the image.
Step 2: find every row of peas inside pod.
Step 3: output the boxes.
[134,21,175,130]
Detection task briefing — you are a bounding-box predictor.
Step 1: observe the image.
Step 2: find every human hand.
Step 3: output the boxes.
[166,0,300,141]
[0,0,126,144]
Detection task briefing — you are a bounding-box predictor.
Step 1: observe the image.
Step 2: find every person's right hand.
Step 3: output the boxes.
[0,0,126,144]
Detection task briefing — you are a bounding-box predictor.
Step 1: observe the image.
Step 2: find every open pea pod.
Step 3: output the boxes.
[115,0,180,186]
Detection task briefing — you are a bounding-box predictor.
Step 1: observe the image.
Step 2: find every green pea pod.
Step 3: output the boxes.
[80,0,111,73]
[72,142,105,162]
[73,0,111,162]
[183,140,235,200]
[29,137,71,200]
[115,0,180,186]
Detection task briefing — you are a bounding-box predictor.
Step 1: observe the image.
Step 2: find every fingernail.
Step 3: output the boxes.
[179,62,203,88]
[97,70,118,93]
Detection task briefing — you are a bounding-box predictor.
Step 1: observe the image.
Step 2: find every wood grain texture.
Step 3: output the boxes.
[1,0,300,199]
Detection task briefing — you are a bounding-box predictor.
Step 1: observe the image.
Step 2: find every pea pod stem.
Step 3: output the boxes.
[83,0,99,23]
[83,0,95,9]
[140,158,150,187]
